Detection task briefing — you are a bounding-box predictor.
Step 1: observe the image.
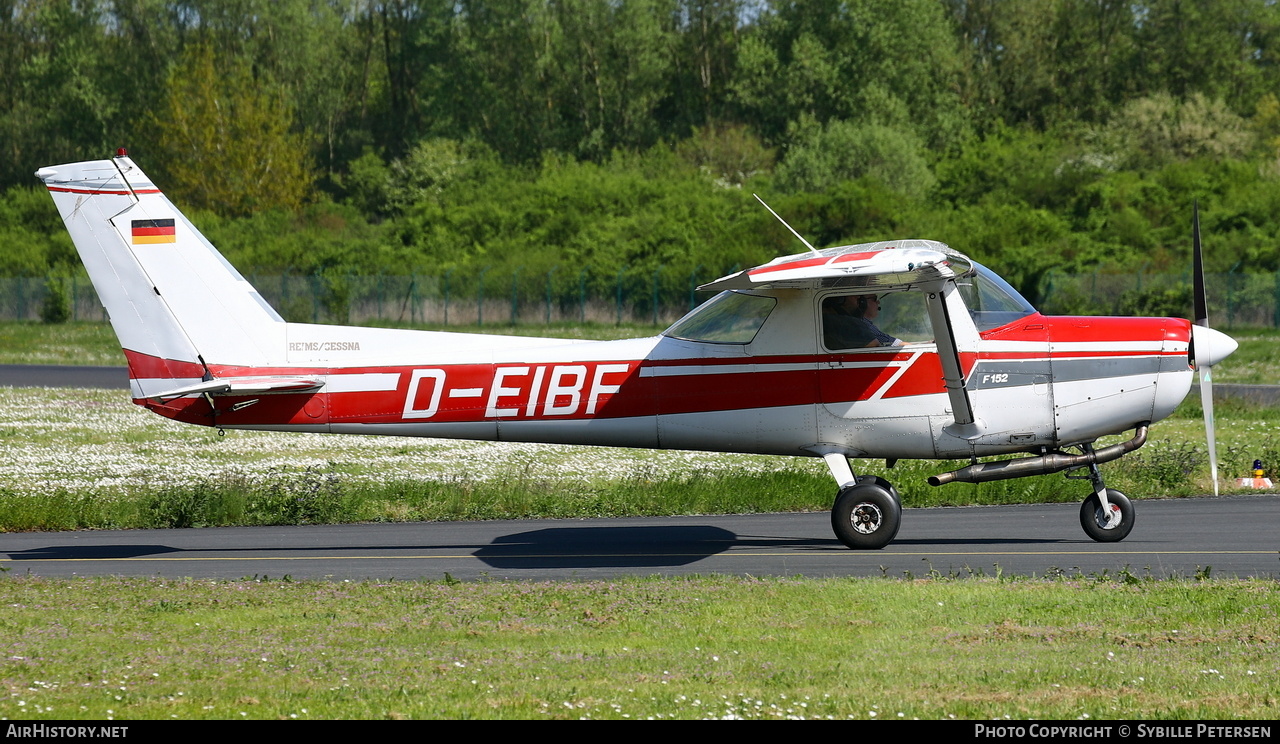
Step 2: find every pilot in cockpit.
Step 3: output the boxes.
[823,294,902,350]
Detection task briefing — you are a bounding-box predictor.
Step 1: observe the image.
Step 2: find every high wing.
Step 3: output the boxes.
[699,240,972,291]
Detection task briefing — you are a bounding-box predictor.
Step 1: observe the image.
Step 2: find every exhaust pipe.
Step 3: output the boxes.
[928,425,1148,486]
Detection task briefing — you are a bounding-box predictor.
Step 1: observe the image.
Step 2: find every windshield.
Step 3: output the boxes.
[955,263,1037,331]
[664,291,776,344]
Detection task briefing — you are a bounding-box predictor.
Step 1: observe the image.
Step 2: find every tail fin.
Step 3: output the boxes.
[36,155,286,396]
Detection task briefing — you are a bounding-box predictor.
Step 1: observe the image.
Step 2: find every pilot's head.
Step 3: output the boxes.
[824,294,881,318]
[850,294,879,318]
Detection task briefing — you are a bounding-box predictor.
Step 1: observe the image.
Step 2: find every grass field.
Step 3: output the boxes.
[0,575,1277,720]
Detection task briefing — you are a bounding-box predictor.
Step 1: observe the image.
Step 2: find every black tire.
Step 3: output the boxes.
[1079,489,1135,542]
[856,474,900,501]
[831,483,902,550]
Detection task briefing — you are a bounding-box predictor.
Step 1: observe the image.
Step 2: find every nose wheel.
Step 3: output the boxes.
[831,478,902,550]
[1080,488,1135,542]
[1067,451,1136,542]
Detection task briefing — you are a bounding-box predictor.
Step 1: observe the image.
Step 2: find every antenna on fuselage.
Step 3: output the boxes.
[753,194,822,257]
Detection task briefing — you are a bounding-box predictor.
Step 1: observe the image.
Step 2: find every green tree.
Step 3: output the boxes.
[947,0,1141,130]
[359,0,461,159]
[0,0,120,187]
[676,122,776,187]
[1134,0,1280,112]
[664,0,746,133]
[549,0,674,160]
[1098,93,1257,169]
[40,277,70,324]
[151,45,315,214]
[775,121,935,199]
[450,0,557,163]
[732,0,970,151]
[451,0,676,163]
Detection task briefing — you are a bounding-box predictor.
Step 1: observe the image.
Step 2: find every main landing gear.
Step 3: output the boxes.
[821,453,902,550]
[831,476,902,550]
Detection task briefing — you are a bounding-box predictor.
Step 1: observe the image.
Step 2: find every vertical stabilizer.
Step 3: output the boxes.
[36,156,286,396]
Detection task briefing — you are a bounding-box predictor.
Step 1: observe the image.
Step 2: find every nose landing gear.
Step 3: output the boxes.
[1072,453,1136,542]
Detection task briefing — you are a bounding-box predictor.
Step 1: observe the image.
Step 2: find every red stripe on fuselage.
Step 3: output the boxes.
[1042,315,1191,345]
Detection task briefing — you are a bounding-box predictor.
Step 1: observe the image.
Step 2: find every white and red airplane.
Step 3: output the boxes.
[36,153,1238,549]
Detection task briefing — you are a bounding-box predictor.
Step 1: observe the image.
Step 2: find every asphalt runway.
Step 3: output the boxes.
[3,364,1277,581]
[0,364,129,389]
[3,496,1277,581]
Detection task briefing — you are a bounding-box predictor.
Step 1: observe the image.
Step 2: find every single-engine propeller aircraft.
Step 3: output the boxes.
[36,153,1239,549]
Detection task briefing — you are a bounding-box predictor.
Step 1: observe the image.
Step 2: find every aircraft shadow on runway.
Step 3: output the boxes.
[5,525,1077,571]
[5,544,183,560]
[6,527,752,568]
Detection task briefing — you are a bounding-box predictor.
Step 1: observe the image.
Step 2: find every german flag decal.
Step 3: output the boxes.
[131,218,176,244]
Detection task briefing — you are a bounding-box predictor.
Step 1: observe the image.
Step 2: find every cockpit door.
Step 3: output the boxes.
[816,290,941,459]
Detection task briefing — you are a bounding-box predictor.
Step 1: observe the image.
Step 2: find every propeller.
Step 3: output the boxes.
[1190,201,1239,496]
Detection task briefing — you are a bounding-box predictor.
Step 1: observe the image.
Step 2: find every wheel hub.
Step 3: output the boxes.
[850,502,884,534]
[1096,504,1122,530]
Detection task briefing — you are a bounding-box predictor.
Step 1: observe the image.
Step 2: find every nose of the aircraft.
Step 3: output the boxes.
[1191,325,1239,368]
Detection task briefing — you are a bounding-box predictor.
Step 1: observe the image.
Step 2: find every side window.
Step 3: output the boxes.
[665,291,776,344]
[820,292,931,351]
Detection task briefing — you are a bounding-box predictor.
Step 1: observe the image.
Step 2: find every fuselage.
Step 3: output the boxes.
[132,304,1194,462]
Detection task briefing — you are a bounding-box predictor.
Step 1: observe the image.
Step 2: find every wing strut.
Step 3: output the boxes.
[924,283,983,439]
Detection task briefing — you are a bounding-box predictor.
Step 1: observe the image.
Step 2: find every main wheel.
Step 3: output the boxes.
[831,482,902,550]
[1079,489,1135,542]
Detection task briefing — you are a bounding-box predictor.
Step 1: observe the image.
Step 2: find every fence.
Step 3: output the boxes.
[2,269,723,328]
[1037,270,1280,327]
[5,269,1280,328]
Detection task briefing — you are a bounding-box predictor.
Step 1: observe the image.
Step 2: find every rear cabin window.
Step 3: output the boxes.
[665,291,776,344]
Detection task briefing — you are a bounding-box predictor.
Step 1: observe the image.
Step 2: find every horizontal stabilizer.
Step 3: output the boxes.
[147,377,324,402]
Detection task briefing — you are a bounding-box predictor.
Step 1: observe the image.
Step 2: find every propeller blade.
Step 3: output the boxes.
[1193,200,1208,327]
[1189,202,1237,497]
[1199,364,1220,497]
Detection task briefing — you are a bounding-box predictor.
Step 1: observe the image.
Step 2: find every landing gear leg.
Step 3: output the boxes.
[822,452,902,550]
[1074,451,1135,543]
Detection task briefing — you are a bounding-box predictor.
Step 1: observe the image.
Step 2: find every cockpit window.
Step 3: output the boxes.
[664,291,776,344]
[955,262,1037,331]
